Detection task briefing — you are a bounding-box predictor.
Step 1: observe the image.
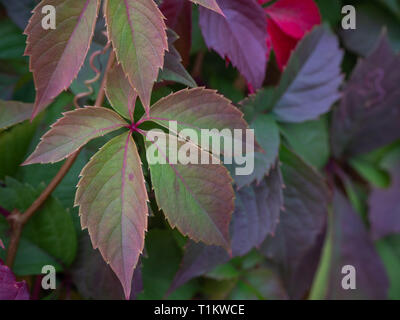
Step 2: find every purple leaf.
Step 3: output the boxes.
[25,0,100,119]
[271,26,343,123]
[199,0,268,89]
[260,148,330,299]
[369,152,400,240]
[0,0,36,30]
[326,190,389,299]
[0,261,30,300]
[71,233,143,300]
[332,33,400,157]
[168,166,283,291]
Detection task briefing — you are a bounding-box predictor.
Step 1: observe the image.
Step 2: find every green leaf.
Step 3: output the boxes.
[24,0,100,118]
[376,235,400,299]
[138,229,198,300]
[0,19,26,60]
[0,100,33,129]
[349,158,390,188]
[0,119,39,180]
[280,117,330,169]
[229,114,280,188]
[145,132,234,250]
[23,107,127,165]
[0,235,63,276]
[0,177,77,267]
[76,131,148,299]
[229,268,288,300]
[105,0,168,112]
[105,63,137,121]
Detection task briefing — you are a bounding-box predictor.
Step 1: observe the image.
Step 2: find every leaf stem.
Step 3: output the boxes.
[5,50,116,268]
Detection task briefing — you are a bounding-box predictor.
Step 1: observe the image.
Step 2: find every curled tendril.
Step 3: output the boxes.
[73,41,112,109]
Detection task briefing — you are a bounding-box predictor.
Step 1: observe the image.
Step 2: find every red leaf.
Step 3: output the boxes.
[263,0,321,70]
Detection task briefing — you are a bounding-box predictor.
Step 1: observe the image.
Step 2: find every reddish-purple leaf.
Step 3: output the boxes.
[0,261,30,300]
[160,0,192,66]
[105,0,168,113]
[199,0,268,89]
[260,148,330,299]
[105,63,137,121]
[25,0,100,119]
[369,152,400,240]
[0,100,33,129]
[23,107,126,165]
[145,133,234,250]
[326,190,389,299]
[143,87,258,156]
[189,0,223,15]
[75,132,148,299]
[169,166,283,291]
[332,33,400,157]
[71,233,143,300]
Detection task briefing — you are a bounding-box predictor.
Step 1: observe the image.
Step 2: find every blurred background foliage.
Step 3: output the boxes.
[0,0,399,300]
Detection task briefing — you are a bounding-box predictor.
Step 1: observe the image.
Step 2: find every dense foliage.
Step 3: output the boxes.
[0,0,399,300]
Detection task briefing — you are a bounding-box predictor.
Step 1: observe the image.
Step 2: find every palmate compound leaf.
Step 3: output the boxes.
[23,107,127,165]
[270,25,344,123]
[141,87,259,158]
[189,0,223,15]
[168,165,284,292]
[75,131,148,299]
[25,0,100,119]
[145,132,234,251]
[0,100,33,129]
[105,0,168,113]
[199,0,268,89]
[105,63,138,121]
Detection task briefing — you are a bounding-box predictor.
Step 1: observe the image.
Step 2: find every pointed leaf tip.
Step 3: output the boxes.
[23,107,126,165]
[76,132,148,298]
[105,0,168,113]
[25,0,100,118]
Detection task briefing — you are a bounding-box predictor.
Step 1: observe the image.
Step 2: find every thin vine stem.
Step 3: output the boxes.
[5,50,116,268]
